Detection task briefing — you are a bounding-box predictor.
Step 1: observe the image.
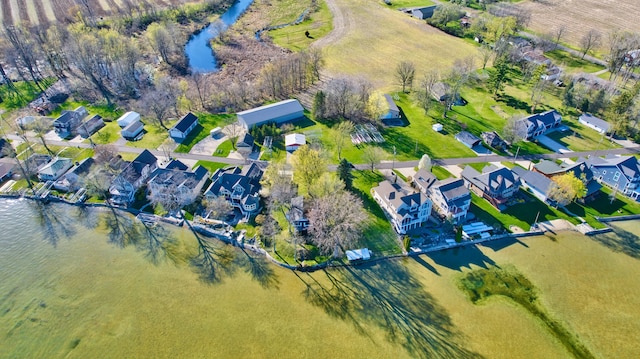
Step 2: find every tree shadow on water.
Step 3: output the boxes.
[592,225,640,260]
[426,245,497,272]
[236,248,280,289]
[29,201,77,247]
[296,261,483,358]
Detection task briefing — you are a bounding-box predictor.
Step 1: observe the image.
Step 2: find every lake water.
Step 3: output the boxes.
[185,0,254,72]
[1,198,639,358]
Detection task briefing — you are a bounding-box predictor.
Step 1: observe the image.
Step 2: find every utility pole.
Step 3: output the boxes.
[392,145,396,170]
[514,146,521,162]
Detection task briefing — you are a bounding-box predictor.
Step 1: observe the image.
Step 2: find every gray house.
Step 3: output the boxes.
[77,115,105,138]
[521,110,562,139]
[462,165,521,209]
[204,163,264,218]
[109,150,158,205]
[455,131,482,149]
[53,106,88,138]
[409,5,437,20]
[578,113,610,134]
[170,112,199,142]
[512,166,557,204]
[380,94,401,120]
[587,155,640,200]
[237,99,304,130]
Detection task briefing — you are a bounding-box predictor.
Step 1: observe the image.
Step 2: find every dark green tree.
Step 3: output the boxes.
[605,85,639,136]
[312,90,326,120]
[337,158,354,190]
[487,58,509,95]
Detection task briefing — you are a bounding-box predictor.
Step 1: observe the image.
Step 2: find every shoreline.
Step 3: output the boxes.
[0,194,631,272]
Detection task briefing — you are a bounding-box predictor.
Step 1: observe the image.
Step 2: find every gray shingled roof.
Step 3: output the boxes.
[236,99,303,127]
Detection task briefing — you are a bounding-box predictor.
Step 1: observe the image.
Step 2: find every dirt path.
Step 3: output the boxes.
[311,0,352,49]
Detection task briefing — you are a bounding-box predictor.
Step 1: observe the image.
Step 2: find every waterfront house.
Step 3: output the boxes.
[462,165,521,209]
[37,157,73,182]
[512,166,557,204]
[0,158,16,182]
[533,159,602,201]
[286,196,310,233]
[204,163,264,218]
[53,158,94,192]
[372,180,432,234]
[429,178,471,223]
[109,150,158,205]
[586,155,640,200]
[147,161,209,208]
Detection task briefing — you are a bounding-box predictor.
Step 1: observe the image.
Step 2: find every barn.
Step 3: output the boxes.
[237,99,304,130]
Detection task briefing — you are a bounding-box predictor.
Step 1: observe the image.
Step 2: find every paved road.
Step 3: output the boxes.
[9,134,640,171]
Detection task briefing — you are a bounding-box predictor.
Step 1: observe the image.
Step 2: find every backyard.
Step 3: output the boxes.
[174,113,235,153]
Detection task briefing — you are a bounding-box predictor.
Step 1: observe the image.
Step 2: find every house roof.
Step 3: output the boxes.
[26,154,52,171]
[148,165,209,191]
[55,106,87,125]
[172,112,199,133]
[120,150,158,184]
[533,160,563,175]
[0,158,16,179]
[431,82,450,100]
[455,131,482,147]
[433,178,470,203]
[117,111,140,126]
[588,155,640,179]
[512,166,555,194]
[523,110,562,130]
[562,161,594,182]
[579,113,610,131]
[165,159,189,171]
[414,169,437,191]
[206,164,264,202]
[462,165,520,194]
[123,120,144,133]
[481,131,506,147]
[82,115,104,129]
[285,133,306,146]
[236,99,304,127]
[68,158,94,176]
[38,157,72,176]
[237,133,255,148]
[373,180,429,221]
[383,94,399,113]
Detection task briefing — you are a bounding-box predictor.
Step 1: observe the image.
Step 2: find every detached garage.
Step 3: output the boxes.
[237,99,304,130]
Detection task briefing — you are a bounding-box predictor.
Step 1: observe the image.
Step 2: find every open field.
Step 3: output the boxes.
[0,0,206,26]
[516,0,640,47]
[320,0,479,89]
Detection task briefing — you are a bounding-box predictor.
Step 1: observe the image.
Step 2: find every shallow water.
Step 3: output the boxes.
[1,199,639,358]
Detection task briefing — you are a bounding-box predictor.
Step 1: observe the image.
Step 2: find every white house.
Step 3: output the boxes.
[237,99,304,130]
[372,180,432,234]
[285,133,306,151]
[37,157,73,181]
[578,113,610,134]
[169,112,199,142]
[121,120,144,140]
[116,111,141,128]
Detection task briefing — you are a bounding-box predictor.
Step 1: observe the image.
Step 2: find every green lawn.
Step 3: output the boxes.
[194,160,231,173]
[126,122,173,149]
[545,125,618,152]
[470,191,578,232]
[213,140,233,157]
[91,121,121,145]
[545,49,606,74]
[566,187,640,228]
[431,165,453,180]
[352,170,402,255]
[384,0,434,10]
[269,0,333,51]
[175,113,234,153]
[0,78,56,112]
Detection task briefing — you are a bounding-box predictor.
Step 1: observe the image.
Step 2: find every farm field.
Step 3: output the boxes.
[0,0,203,26]
[516,0,640,47]
[320,0,479,90]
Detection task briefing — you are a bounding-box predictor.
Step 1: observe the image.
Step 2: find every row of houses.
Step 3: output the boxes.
[371,153,640,234]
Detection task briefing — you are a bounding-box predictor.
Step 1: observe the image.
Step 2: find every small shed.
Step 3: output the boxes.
[285,133,306,151]
[116,111,141,128]
[432,123,443,132]
[346,248,371,262]
[410,6,437,20]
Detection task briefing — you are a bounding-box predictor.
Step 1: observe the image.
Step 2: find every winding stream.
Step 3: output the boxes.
[184,0,255,72]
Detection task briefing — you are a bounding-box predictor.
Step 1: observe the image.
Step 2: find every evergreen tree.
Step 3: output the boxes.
[312,90,326,120]
[337,158,354,190]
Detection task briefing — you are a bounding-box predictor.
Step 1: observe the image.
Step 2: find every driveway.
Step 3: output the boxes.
[534,134,572,154]
[190,133,228,156]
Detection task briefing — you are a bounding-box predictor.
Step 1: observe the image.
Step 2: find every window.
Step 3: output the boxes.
[613,172,621,182]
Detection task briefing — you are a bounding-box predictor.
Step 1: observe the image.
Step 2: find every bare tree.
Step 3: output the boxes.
[553,25,566,50]
[190,72,210,110]
[308,191,367,258]
[396,61,416,93]
[3,25,45,92]
[333,121,354,160]
[223,122,244,150]
[362,146,386,171]
[502,116,528,144]
[479,45,493,70]
[417,70,439,114]
[203,196,233,220]
[94,145,120,165]
[26,118,55,155]
[579,29,602,59]
[323,77,373,121]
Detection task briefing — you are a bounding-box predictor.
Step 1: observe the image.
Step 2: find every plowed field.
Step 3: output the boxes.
[516,0,640,46]
[0,0,200,26]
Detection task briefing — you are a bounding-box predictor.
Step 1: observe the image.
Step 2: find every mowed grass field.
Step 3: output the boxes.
[0,0,204,26]
[320,0,479,90]
[516,0,640,47]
